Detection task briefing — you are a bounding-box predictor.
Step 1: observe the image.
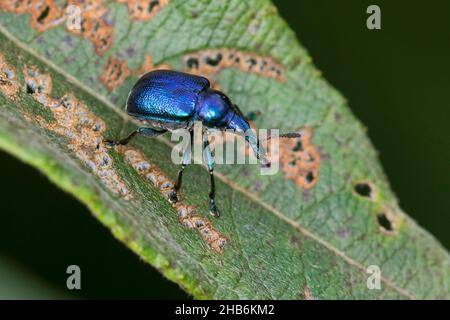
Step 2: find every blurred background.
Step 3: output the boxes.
[0,1,449,299]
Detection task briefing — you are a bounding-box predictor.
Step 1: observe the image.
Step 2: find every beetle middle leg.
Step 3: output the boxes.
[203,130,220,218]
[105,127,167,146]
[169,130,193,203]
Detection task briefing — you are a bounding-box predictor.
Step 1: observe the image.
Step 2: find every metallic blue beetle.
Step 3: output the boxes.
[106,70,299,217]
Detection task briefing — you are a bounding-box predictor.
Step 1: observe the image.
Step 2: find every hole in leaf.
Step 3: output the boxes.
[204,53,222,66]
[186,57,199,69]
[246,57,257,69]
[354,182,372,198]
[306,171,314,183]
[26,82,35,94]
[292,140,303,152]
[37,6,50,24]
[377,213,393,232]
[148,0,159,13]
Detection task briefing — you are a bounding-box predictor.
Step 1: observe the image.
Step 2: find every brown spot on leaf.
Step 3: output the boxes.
[33,1,64,32]
[278,127,320,189]
[0,53,20,100]
[0,0,64,32]
[0,1,31,14]
[66,0,113,55]
[23,65,52,96]
[118,147,228,253]
[99,56,131,91]
[137,54,172,76]
[19,62,132,199]
[183,48,285,83]
[0,0,113,55]
[98,54,171,91]
[117,0,169,21]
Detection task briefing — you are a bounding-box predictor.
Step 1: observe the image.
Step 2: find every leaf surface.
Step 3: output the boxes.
[0,1,448,299]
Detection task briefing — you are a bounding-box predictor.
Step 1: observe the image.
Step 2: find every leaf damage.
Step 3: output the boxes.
[0,0,64,32]
[99,54,171,91]
[352,181,399,234]
[99,56,131,92]
[184,48,285,83]
[66,0,113,55]
[4,58,134,199]
[118,147,228,253]
[117,0,169,21]
[0,0,113,55]
[0,53,20,100]
[1,2,445,298]
[278,127,320,189]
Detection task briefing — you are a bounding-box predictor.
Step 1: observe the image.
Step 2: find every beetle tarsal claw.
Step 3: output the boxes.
[168,190,179,203]
[209,205,220,218]
[261,161,271,169]
[259,156,271,168]
[103,139,116,148]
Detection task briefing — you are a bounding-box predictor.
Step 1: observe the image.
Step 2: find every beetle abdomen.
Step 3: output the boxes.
[133,70,210,91]
[126,70,210,123]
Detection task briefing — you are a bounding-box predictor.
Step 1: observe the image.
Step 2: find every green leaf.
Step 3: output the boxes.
[0,1,448,299]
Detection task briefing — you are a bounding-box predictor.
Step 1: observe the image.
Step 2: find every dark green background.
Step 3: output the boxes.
[0,1,448,299]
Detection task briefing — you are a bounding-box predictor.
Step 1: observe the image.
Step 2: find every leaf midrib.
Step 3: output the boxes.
[0,24,416,300]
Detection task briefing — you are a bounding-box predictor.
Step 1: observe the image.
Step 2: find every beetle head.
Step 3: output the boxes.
[198,89,270,167]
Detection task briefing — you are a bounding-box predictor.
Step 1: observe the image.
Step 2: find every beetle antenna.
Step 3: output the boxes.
[264,132,302,141]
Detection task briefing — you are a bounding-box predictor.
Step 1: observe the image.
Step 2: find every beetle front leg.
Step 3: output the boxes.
[203,131,220,217]
[169,130,193,203]
[208,168,219,217]
[105,127,167,146]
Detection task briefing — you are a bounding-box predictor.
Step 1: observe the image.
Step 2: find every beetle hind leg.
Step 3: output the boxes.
[105,127,167,147]
[169,130,193,204]
[203,131,220,218]
[168,166,184,203]
[104,130,137,147]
